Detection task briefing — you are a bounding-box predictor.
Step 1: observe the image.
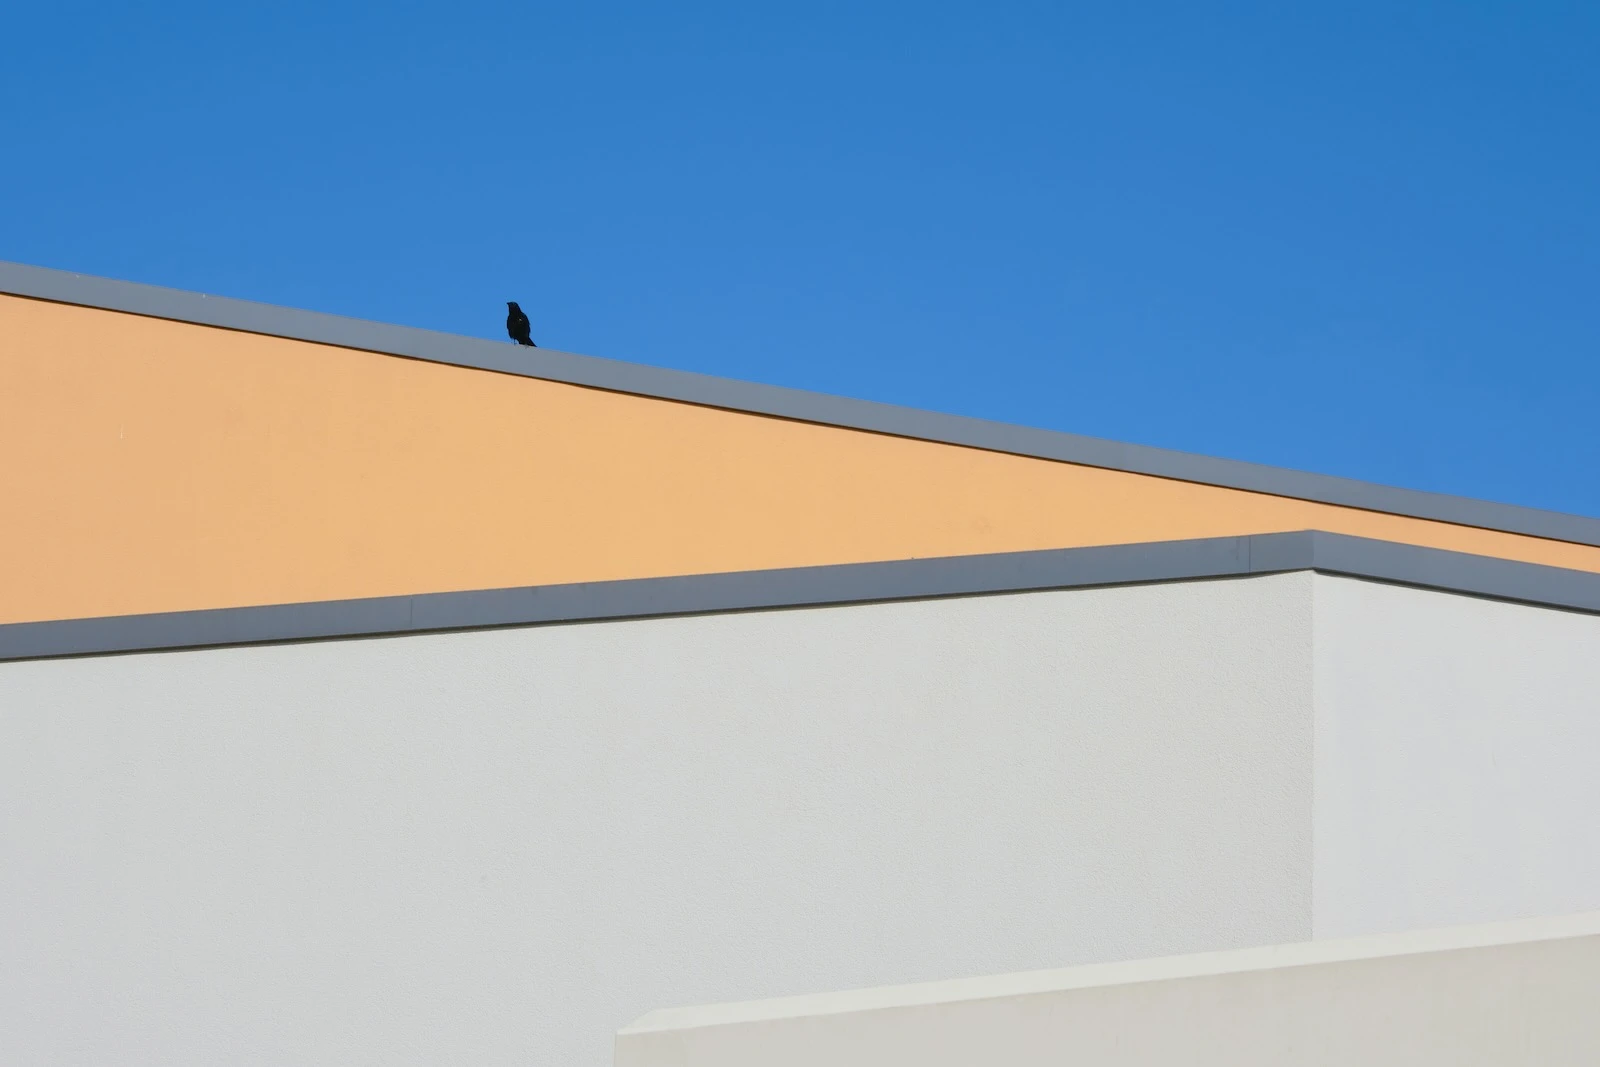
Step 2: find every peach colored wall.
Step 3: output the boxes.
[4,293,1599,625]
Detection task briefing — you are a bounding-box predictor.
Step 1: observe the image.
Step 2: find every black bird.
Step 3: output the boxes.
[506,301,536,347]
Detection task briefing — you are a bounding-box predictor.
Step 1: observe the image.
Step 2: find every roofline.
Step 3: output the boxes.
[5,258,1599,549]
[4,531,1598,662]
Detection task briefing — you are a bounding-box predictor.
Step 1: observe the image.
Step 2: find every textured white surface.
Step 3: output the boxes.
[1312,575,1600,937]
[0,574,1313,1067]
[615,911,1600,1067]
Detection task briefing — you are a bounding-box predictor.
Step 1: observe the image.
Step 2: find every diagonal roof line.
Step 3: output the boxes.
[4,531,1599,662]
[5,258,1598,548]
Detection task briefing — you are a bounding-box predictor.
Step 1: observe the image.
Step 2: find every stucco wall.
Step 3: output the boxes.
[8,291,1600,626]
[0,574,1313,1066]
[1312,574,1600,937]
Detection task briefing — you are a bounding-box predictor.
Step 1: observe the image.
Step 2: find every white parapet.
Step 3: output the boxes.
[616,910,1600,1067]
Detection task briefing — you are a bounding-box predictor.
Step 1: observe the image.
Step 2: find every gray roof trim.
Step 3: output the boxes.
[5,258,1599,548]
[4,531,1599,663]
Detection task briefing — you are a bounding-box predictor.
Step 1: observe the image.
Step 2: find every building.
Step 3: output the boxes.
[616,912,1600,1065]
[3,260,1599,1064]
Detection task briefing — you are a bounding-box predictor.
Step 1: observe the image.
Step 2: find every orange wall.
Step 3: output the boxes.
[3,293,1599,625]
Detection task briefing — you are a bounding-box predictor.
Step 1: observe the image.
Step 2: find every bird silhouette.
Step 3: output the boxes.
[506,302,536,347]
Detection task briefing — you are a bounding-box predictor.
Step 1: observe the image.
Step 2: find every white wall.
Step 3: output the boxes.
[1312,574,1600,937]
[615,912,1600,1067]
[0,574,1314,1067]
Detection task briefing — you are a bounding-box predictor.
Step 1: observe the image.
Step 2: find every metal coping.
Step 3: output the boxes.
[5,258,1599,549]
[4,531,1599,663]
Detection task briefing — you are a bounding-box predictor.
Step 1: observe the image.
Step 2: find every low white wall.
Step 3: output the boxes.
[615,911,1600,1067]
[1312,575,1600,937]
[0,574,1314,1067]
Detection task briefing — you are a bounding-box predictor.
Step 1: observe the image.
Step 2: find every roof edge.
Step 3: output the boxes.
[4,531,1599,663]
[5,258,1599,549]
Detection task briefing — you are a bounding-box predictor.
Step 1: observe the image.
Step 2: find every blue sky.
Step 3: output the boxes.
[4,2,1597,516]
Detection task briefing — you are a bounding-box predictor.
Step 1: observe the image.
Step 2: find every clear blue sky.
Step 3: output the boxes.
[5,2,1597,516]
